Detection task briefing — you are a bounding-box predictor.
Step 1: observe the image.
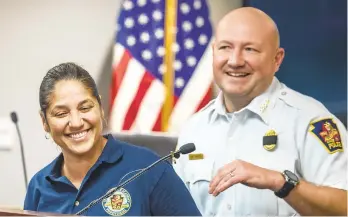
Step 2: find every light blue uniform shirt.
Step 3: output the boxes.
[173,77,347,216]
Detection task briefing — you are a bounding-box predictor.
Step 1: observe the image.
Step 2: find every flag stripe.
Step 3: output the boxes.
[196,85,213,111]
[130,79,165,132]
[110,57,146,131]
[113,44,126,68]
[109,48,130,112]
[122,71,154,130]
[152,95,179,132]
[168,42,214,132]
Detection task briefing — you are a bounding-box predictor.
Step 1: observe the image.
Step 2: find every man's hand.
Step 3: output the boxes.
[208,159,284,196]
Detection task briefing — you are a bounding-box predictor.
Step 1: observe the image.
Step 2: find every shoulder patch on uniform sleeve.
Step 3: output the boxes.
[309,118,344,154]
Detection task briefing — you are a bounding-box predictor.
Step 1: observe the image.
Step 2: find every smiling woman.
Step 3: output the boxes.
[39,66,106,173]
[23,62,201,216]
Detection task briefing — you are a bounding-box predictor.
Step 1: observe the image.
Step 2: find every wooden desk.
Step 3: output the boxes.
[0,208,65,216]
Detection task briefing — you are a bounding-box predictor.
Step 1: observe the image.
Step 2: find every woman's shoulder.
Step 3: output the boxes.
[27,155,62,188]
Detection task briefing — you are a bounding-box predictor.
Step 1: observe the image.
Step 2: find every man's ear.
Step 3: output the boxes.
[274,47,285,73]
[211,40,216,55]
[39,111,49,132]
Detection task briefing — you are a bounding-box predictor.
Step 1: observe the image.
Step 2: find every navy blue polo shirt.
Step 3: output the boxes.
[24,134,201,216]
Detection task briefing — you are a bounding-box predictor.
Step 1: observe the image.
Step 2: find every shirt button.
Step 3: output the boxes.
[281,91,287,96]
[209,212,215,216]
[75,201,80,206]
[227,204,232,210]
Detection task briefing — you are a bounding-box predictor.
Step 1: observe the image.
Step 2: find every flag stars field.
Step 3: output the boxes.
[180,3,191,14]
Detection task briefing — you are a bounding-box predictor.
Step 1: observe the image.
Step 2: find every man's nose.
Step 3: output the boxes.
[227,50,245,67]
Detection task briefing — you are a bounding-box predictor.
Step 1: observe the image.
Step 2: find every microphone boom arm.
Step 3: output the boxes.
[75,149,182,215]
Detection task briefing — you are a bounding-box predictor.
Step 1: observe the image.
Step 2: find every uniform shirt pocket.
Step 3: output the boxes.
[184,159,213,214]
[185,159,213,183]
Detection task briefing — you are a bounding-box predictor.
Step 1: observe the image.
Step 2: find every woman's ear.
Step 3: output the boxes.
[98,95,105,118]
[39,111,49,132]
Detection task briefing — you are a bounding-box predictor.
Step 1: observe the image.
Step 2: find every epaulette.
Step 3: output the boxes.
[277,85,328,113]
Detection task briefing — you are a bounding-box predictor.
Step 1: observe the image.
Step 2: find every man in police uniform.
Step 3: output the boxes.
[173,7,347,216]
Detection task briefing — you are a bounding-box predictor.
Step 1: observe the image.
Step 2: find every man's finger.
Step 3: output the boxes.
[209,170,234,194]
[213,175,242,196]
[211,172,233,195]
[208,173,224,194]
[209,164,236,193]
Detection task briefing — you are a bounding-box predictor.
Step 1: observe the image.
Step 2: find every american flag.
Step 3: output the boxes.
[109,0,213,134]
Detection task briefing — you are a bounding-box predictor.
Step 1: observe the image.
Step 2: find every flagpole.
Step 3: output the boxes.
[162,0,177,132]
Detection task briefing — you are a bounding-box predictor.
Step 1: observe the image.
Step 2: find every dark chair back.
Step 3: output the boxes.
[113,133,178,158]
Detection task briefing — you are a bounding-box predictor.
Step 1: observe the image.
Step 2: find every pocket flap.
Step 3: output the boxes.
[185,160,213,184]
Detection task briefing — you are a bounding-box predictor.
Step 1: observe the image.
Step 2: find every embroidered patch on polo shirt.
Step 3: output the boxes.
[102,188,132,216]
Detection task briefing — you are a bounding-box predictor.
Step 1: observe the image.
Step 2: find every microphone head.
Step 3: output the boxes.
[179,143,196,154]
[10,111,18,123]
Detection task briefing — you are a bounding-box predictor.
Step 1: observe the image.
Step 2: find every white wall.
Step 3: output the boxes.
[0,0,242,208]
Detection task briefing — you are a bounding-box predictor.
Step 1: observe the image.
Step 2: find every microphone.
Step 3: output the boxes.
[75,143,196,215]
[10,111,28,190]
[178,142,195,154]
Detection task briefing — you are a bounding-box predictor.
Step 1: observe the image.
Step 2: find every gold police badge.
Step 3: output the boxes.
[102,188,132,216]
[263,129,277,151]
